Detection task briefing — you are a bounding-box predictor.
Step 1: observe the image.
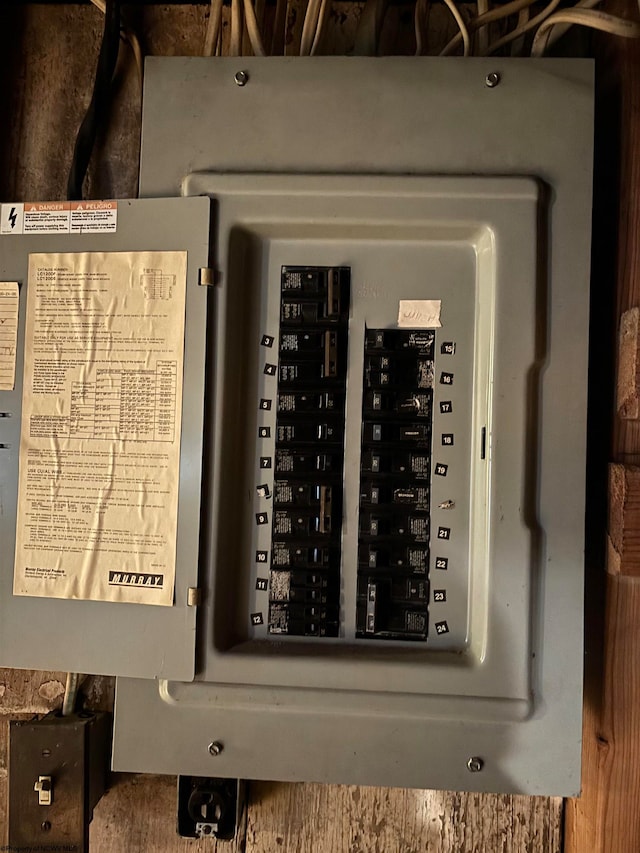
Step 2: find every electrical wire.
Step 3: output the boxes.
[204,0,224,56]
[534,0,602,51]
[301,0,323,55]
[531,6,640,55]
[230,0,243,56]
[482,0,563,56]
[90,0,143,83]
[244,0,267,55]
[414,0,430,55]
[510,5,530,55]
[475,0,489,54]
[62,673,79,717]
[439,0,536,55]
[443,0,470,56]
[67,0,121,201]
[353,0,389,56]
[271,0,288,54]
[310,0,332,55]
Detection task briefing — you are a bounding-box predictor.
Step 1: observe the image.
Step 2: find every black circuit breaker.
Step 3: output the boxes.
[356,329,435,641]
[268,266,350,637]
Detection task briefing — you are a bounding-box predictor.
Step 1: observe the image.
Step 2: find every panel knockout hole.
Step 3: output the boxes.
[467,757,484,773]
[208,741,224,756]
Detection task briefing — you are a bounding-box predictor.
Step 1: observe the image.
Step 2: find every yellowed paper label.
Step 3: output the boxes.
[13,252,187,606]
[0,282,19,391]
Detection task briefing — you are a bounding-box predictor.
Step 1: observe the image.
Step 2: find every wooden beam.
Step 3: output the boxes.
[608,463,640,576]
[565,2,640,850]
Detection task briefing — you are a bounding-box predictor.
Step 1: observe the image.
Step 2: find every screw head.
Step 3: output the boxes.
[41,821,51,832]
[467,756,484,773]
[234,70,249,87]
[485,72,500,88]
[208,741,224,756]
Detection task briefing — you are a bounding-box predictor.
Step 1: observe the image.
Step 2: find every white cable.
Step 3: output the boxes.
[538,0,602,51]
[301,0,323,55]
[271,0,288,54]
[414,0,430,55]
[204,0,224,56]
[532,7,640,56]
[443,0,470,56]
[482,0,563,56]
[310,0,332,55]
[62,673,79,717]
[440,0,536,56]
[476,0,489,55]
[243,0,267,55]
[230,0,243,56]
[353,0,389,56]
[510,5,530,55]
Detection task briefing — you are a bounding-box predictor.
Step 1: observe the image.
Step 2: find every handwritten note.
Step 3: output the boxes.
[397,299,442,329]
[0,282,18,390]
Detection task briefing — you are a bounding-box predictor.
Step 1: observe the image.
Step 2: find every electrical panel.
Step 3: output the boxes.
[0,58,594,797]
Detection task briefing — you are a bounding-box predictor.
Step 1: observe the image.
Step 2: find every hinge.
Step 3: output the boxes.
[187,587,202,606]
[198,268,215,287]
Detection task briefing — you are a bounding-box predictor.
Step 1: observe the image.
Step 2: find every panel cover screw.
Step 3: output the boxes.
[485,72,500,88]
[208,741,224,756]
[234,70,249,87]
[467,756,484,772]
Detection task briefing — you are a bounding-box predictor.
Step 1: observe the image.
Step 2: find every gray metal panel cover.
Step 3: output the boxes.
[0,197,211,680]
[113,58,592,795]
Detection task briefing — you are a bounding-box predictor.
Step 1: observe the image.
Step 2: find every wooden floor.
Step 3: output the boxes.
[0,3,634,850]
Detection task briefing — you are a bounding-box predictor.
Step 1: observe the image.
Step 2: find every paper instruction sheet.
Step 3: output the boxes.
[0,282,19,391]
[13,251,188,605]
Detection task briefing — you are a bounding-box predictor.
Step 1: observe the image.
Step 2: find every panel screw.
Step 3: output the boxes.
[41,822,51,832]
[234,70,249,87]
[485,72,500,88]
[467,756,484,772]
[208,741,224,756]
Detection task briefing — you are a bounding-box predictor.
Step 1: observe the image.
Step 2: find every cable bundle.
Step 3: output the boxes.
[66,0,640,206]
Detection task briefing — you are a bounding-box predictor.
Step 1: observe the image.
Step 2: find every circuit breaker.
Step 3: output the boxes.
[0,58,594,797]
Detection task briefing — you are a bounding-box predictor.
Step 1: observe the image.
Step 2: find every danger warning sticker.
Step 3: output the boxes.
[1,201,118,235]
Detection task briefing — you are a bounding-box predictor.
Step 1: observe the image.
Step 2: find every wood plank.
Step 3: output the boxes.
[617,308,640,419]
[565,576,640,853]
[564,2,640,851]
[607,463,640,576]
[244,783,563,853]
